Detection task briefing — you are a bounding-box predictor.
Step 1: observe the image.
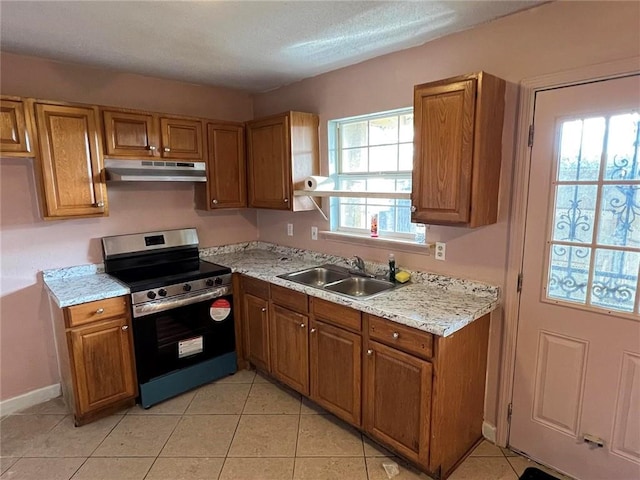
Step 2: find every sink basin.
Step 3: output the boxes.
[324,277,395,298]
[279,266,349,287]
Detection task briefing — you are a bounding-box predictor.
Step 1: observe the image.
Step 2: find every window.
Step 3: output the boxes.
[546,111,640,315]
[329,108,414,239]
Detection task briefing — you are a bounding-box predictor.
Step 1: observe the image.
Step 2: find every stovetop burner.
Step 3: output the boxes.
[110,259,231,292]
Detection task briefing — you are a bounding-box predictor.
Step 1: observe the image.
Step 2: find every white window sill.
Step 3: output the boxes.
[320,230,433,254]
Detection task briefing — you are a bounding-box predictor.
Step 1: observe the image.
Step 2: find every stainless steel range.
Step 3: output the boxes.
[102,228,236,408]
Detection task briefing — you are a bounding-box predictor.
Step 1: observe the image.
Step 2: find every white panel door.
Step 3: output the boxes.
[510,75,640,480]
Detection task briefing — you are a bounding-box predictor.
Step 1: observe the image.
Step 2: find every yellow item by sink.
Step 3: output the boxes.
[395,270,411,283]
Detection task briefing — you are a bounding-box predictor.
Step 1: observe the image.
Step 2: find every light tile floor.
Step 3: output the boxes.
[0,370,574,480]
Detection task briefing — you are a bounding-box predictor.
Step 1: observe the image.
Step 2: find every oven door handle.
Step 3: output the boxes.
[132,286,232,318]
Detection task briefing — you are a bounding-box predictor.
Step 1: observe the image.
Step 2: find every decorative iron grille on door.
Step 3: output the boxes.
[544,111,640,316]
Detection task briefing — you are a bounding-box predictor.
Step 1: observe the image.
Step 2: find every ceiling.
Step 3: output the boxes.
[0,1,542,93]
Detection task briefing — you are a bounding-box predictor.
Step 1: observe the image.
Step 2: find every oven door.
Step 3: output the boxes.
[132,293,235,383]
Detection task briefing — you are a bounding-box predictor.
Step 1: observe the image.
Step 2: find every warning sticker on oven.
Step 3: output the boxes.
[178,336,203,358]
[210,298,231,321]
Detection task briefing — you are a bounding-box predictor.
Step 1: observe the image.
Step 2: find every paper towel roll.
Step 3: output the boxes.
[303,176,335,191]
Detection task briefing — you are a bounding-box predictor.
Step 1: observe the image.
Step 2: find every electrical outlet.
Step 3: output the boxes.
[435,242,446,261]
[311,226,318,240]
[287,223,294,236]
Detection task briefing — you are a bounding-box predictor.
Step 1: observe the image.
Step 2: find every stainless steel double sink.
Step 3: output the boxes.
[277,264,398,299]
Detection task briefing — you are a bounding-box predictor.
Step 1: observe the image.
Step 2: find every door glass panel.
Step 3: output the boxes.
[546,111,640,315]
[552,185,597,243]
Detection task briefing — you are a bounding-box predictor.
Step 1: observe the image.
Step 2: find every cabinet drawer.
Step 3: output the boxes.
[367,315,433,360]
[271,284,308,313]
[66,296,128,328]
[310,297,361,332]
[242,276,270,300]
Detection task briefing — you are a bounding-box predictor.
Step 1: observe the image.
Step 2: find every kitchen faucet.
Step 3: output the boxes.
[351,256,367,275]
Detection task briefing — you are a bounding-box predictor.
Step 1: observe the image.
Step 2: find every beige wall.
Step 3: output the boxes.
[0,54,258,400]
[252,1,640,427]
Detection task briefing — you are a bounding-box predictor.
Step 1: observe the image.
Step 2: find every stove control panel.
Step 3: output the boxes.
[131,273,232,306]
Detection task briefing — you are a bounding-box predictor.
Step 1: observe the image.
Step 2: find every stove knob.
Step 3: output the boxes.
[147,291,157,299]
[205,279,214,287]
[214,277,223,286]
[183,284,192,292]
[158,289,167,297]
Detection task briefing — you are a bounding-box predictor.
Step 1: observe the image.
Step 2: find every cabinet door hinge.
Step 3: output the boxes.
[517,273,523,293]
[528,125,534,147]
[507,403,513,424]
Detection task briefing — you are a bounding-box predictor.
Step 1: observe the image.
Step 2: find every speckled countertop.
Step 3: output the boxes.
[43,242,500,337]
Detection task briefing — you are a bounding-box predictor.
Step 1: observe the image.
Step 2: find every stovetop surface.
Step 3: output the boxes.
[109,260,231,293]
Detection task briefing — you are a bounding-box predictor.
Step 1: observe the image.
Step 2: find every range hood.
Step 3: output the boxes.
[104,159,207,182]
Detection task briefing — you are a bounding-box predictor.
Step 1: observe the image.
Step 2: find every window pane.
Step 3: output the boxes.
[552,184,597,243]
[396,178,412,192]
[368,177,396,192]
[339,178,366,192]
[598,185,640,247]
[547,244,591,304]
[605,113,640,180]
[399,114,413,142]
[369,117,398,146]
[557,117,604,181]
[341,121,368,148]
[341,148,368,172]
[398,143,413,171]
[340,204,366,229]
[396,202,414,233]
[591,248,639,312]
[369,145,398,172]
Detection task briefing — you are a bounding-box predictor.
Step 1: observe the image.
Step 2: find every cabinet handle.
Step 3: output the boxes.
[410,205,417,212]
[94,201,104,208]
[392,332,400,339]
[300,323,305,328]
[147,145,157,151]
[121,325,129,331]
[283,198,289,203]
[261,307,267,312]
[367,349,373,356]
[310,328,316,333]
[164,147,171,152]
[212,199,218,205]
[95,308,104,314]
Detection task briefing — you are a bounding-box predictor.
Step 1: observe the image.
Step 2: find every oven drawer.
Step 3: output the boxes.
[66,296,128,328]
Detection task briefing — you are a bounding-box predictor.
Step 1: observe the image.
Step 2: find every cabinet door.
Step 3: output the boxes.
[243,293,271,372]
[247,115,291,209]
[310,319,361,426]
[0,99,31,155]
[102,110,158,157]
[270,304,309,394]
[160,117,203,160]
[364,340,431,465]
[35,103,107,218]
[69,316,137,416]
[206,123,246,208]
[412,78,476,225]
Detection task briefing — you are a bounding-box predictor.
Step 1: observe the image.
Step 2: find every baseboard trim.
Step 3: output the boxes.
[0,384,61,416]
[482,421,497,444]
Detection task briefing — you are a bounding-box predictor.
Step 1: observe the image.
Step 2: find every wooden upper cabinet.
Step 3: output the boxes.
[247,111,319,211]
[196,123,246,210]
[0,97,33,156]
[412,72,505,227]
[102,109,204,161]
[34,102,107,218]
[159,117,203,160]
[102,110,157,157]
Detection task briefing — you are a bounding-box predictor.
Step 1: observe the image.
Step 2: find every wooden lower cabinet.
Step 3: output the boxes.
[51,296,137,426]
[270,304,309,394]
[310,318,361,426]
[243,292,271,372]
[363,339,432,466]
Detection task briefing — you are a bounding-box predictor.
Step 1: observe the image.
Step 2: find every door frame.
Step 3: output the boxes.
[497,56,640,446]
